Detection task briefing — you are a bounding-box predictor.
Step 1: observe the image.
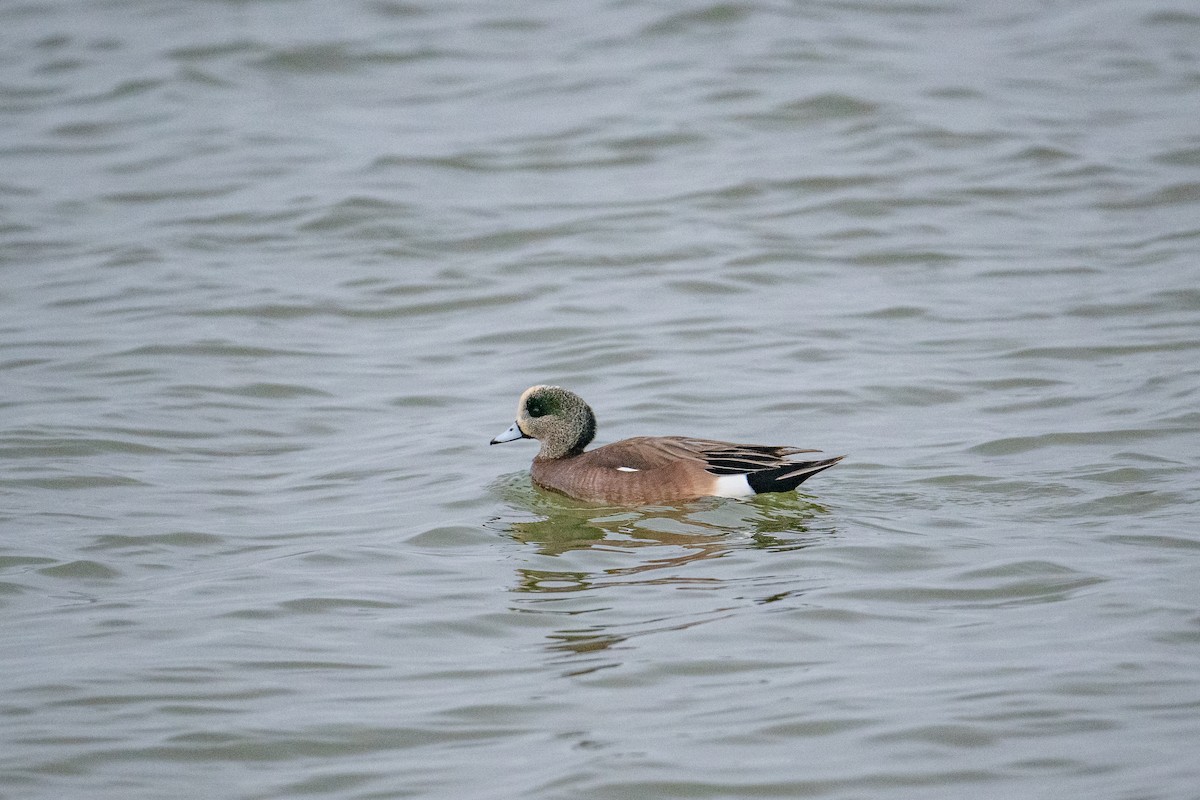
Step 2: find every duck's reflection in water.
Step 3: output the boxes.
[488,474,837,674]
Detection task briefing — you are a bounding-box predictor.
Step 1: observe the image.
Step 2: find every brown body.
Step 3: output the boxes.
[530,437,745,504]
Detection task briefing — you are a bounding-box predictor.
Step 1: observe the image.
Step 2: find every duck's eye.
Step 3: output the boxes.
[526,399,547,418]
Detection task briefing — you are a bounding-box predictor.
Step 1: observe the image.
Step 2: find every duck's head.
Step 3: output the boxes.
[490,385,597,459]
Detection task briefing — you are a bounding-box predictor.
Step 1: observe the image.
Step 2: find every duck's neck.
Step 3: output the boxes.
[537,438,587,461]
[538,403,595,460]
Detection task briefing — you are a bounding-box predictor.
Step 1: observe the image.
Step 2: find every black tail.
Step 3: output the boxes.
[746,456,845,495]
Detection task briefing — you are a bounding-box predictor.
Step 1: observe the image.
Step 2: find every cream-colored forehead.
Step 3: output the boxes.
[517,384,558,407]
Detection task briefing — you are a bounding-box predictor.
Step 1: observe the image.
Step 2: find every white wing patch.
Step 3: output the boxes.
[615,466,639,472]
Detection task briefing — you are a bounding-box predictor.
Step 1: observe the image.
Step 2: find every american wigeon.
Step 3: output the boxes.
[491,385,844,504]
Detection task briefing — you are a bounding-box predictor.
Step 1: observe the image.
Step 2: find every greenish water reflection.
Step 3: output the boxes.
[490,472,835,560]
[487,474,838,670]
[487,472,835,573]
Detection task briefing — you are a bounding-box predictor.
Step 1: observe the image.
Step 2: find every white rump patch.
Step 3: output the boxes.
[615,466,639,473]
[713,473,754,498]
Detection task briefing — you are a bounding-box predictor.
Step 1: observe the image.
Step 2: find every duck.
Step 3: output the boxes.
[490,385,844,504]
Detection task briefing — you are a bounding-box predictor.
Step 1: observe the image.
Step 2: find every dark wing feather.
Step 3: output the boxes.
[671,438,822,476]
[585,436,824,476]
[745,456,845,493]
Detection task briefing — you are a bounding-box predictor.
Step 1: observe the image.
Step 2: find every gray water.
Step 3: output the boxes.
[3,0,1200,798]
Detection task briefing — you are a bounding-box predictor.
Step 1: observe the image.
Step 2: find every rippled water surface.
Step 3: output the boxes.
[3,0,1200,797]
